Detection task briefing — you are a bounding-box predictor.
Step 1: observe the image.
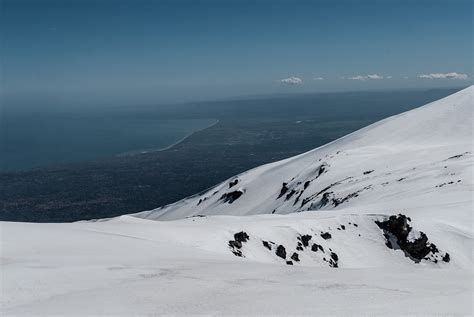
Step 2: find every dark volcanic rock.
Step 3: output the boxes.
[229,179,239,188]
[319,192,333,208]
[311,243,324,252]
[363,170,374,175]
[304,181,311,189]
[442,253,450,263]
[234,231,249,243]
[220,190,244,204]
[285,189,297,201]
[447,152,470,160]
[296,242,304,251]
[286,260,293,265]
[276,245,287,259]
[375,214,446,263]
[262,240,272,250]
[321,232,332,240]
[228,231,249,257]
[278,183,289,199]
[299,234,312,247]
[231,249,242,257]
[316,163,328,177]
[291,252,300,262]
[228,240,242,249]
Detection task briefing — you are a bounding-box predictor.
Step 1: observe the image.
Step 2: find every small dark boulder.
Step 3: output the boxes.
[262,240,272,250]
[229,179,239,188]
[291,252,300,262]
[311,243,324,252]
[330,252,339,262]
[276,245,287,259]
[231,249,243,257]
[234,231,249,243]
[296,242,304,251]
[442,253,450,263]
[228,240,242,249]
[286,261,293,265]
[363,170,374,175]
[321,232,332,240]
[340,225,345,230]
[300,234,312,247]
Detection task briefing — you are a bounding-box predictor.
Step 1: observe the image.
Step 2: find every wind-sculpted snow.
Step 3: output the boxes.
[1,87,472,315]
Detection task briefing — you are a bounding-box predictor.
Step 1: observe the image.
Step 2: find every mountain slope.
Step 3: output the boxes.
[134,86,473,222]
[1,87,472,315]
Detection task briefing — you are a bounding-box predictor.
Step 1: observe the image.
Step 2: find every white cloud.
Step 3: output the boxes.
[279,77,303,85]
[367,74,384,80]
[313,77,324,81]
[347,74,386,81]
[417,72,469,80]
[348,75,366,81]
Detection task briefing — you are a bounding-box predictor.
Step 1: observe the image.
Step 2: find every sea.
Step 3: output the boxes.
[0,107,216,172]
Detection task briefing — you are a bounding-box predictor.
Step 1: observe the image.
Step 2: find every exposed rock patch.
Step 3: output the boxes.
[220,190,244,204]
[228,231,250,257]
[277,183,289,199]
[276,245,287,259]
[228,179,239,188]
[446,152,470,160]
[262,240,272,250]
[311,243,324,252]
[321,232,332,240]
[375,214,448,263]
[298,234,312,247]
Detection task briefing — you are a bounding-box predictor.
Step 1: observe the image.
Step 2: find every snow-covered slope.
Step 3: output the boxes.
[1,87,472,316]
[135,86,473,222]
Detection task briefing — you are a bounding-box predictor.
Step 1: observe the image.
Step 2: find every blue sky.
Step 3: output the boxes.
[1,0,472,104]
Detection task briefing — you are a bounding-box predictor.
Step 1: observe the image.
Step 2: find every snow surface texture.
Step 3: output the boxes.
[1,86,473,315]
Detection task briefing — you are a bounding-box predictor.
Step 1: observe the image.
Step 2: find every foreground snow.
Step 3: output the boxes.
[1,214,472,315]
[1,86,473,315]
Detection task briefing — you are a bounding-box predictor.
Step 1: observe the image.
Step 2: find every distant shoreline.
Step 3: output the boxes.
[116,119,220,157]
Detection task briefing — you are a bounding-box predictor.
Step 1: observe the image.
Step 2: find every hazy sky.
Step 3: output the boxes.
[1,0,472,105]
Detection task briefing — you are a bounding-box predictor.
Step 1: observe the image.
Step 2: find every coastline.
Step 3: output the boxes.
[116,119,219,157]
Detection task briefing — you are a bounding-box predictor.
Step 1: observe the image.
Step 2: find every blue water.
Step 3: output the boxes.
[0,112,216,172]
